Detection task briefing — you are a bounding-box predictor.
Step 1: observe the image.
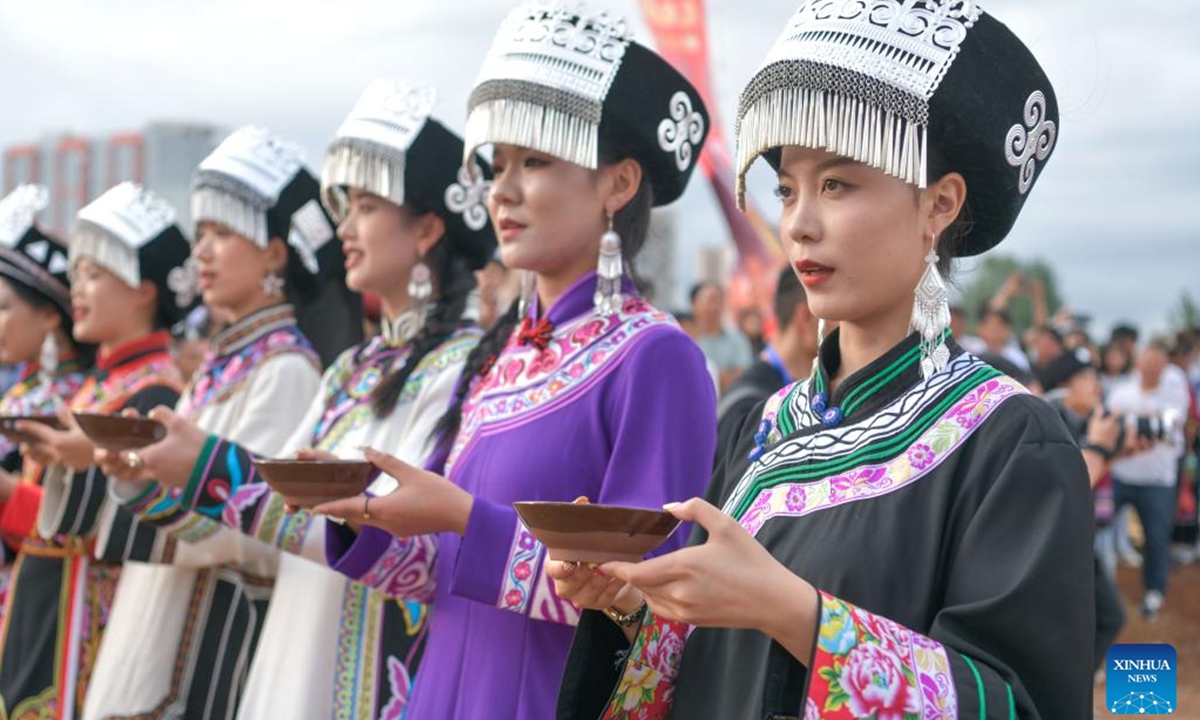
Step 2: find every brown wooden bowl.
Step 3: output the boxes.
[0,415,67,445]
[252,459,376,510]
[512,501,681,564]
[73,413,167,450]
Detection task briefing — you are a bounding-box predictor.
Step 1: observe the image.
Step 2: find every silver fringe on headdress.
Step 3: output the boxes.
[320,140,407,222]
[69,221,142,288]
[734,0,982,208]
[190,175,271,249]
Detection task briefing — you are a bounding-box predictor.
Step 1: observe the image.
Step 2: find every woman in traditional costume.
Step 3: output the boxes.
[109,80,497,719]
[0,183,194,720]
[0,185,90,620]
[554,3,1095,718]
[312,4,718,718]
[85,126,332,720]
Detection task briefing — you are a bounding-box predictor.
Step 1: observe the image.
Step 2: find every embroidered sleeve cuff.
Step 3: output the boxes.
[118,478,222,544]
[806,591,958,720]
[601,611,689,720]
[327,524,438,603]
[451,498,525,609]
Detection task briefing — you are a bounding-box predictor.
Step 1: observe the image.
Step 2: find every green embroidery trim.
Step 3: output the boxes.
[839,344,919,415]
[961,654,987,720]
[1006,683,1016,720]
[732,365,1000,517]
[183,434,221,507]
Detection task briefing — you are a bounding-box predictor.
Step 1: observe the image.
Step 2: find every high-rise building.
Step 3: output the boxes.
[2,122,226,238]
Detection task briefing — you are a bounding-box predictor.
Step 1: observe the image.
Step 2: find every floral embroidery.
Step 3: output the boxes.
[450,298,677,468]
[497,523,542,614]
[603,612,689,720]
[809,593,958,720]
[178,309,317,417]
[737,376,1020,538]
[907,443,934,471]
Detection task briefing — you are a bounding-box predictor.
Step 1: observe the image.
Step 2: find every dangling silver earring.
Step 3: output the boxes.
[593,212,623,316]
[408,258,432,333]
[39,333,59,378]
[517,270,537,318]
[910,233,951,379]
[262,272,285,298]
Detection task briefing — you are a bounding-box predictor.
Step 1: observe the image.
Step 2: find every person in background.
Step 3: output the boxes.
[0,183,193,719]
[169,305,217,384]
[1031,324,1066,385]
[716,267,816,456]
[1040,349,1124,671]
[949,303,968,339]
[1110,323,1139,359]
[691,280,753,392]
[1108,339,1192,619]
[738,308,766,355]
[1100,341,1134,397]
[0,185,91,628]
[968,306,1032,372]
[476,249,517,331]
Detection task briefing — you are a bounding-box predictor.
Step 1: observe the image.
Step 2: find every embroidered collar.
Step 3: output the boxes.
[97,331,172,373]
[526,270,637,328]
[808,328,958,429]
[380,306,432,348]
[209,304,299,357]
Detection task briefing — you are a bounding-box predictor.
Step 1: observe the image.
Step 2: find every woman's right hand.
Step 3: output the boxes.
[94,407,209,489]
[545,558,643,614]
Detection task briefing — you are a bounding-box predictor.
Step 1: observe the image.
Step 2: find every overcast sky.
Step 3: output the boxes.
[2,0,1197,334]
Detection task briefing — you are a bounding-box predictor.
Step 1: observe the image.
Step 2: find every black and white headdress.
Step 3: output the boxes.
[0,184,71,314]
[736,0,1059,254]
[192,126,341,293]
[465,0,709,206]
[70,182,195,326]
[322,80,498,271]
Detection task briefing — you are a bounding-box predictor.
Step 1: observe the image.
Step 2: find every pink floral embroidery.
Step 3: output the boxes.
[829,466,888,501]
[907,443,934,471]
[949,379,1007,430]
[737,375,1024,539]
[809,593,958,720]
[841,643,921,720]
[448,304,680,469]
[497,524,542,614]
[603,612,689,720]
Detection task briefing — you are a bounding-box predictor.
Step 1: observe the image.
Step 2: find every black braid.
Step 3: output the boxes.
[369,230,478,419]
[433,141,656,450]
[432,299,520,452]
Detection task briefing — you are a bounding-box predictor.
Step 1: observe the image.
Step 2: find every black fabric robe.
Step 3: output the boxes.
[559,333,1096,720]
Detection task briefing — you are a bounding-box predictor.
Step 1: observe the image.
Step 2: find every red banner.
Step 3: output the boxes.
[639,0,783,324]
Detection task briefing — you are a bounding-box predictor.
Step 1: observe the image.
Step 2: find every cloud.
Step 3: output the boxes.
[1,0,1196,333]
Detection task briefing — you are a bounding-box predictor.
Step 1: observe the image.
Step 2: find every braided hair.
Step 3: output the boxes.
[369,205,479,419]
[433,141,655,450]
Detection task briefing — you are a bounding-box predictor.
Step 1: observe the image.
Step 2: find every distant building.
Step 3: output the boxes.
[2,122,226,238]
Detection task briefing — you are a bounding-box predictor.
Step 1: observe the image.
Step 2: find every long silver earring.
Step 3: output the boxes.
[262,272,285,298]
[911,233,951,379]
[408,258,432,333]
[39,333,59,378]
[517,270,536,318]
[593,212,623,316]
